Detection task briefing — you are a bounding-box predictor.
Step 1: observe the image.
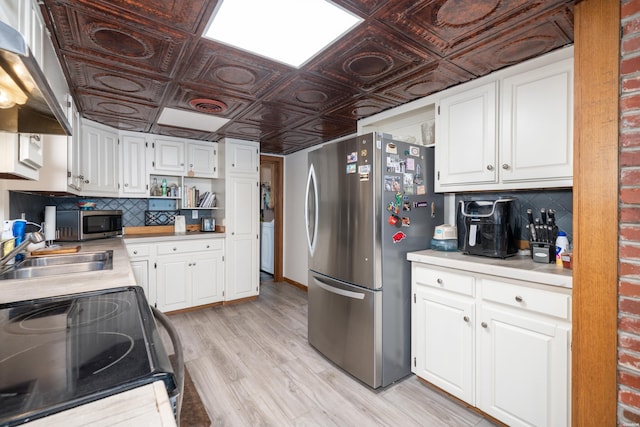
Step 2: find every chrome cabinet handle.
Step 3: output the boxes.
[502,164,510,170]
[486,165,494,171]
[515,295,523,302]
[436,278,443,284]
[463,316,470,322]
[173,247,177,251]
[133,250,138,255]
[84,180,90,184]
[124,183,129,187]
[481,322,488,328]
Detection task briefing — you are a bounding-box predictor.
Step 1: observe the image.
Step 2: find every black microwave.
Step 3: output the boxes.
[56,210,123,241]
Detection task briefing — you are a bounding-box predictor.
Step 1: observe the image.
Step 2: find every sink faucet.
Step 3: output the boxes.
[0,232,45,268]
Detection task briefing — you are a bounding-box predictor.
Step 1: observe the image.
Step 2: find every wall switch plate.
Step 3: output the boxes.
[192,210,198,219]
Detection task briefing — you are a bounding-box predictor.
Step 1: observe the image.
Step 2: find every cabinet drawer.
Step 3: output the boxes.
[481,279,570,320]
[412,264,474,297]
[156,239,222,255]
[126,244,150,258]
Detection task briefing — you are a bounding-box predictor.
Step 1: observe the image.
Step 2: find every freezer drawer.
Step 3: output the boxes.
[308,271,382,388]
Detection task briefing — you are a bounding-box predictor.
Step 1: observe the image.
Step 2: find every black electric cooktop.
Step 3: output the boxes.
[0,286,175,426]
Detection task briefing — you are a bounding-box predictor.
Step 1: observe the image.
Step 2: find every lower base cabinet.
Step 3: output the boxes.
[126,237,224,312]
[411,263,571,427]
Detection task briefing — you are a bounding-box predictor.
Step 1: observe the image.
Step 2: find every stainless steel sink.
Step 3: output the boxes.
[0,250,113,280]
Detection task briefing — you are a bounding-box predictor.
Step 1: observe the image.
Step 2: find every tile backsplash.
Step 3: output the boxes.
[8,192,215,228]
[455,189,573,243]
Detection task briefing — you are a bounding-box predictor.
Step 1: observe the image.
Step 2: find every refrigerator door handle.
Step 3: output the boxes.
[305,164,319,255]
[312,276,366,300]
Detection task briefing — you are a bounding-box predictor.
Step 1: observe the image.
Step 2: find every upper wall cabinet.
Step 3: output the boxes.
[121,132,148,196]
[187,142,218,178]
[152,138,186,175]
[80,120,119,196]
[435,47,573,192]
[225,140,259,175]
[150,137,218,178]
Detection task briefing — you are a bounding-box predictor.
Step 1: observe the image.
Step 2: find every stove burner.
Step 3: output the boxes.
[79,332,135,376]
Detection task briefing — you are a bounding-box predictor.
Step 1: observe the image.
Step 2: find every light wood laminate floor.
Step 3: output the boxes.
[165,280,498,427]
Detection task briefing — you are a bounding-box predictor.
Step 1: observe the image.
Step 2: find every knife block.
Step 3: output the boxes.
[530,242,556,263]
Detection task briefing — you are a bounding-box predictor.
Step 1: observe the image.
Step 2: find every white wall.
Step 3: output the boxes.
[283,148,310,286]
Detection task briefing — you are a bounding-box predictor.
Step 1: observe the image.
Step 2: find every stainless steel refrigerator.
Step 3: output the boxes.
[305,132,443,389]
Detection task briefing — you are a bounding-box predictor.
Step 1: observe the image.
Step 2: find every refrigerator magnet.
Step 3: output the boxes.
[405,158,415,171]
[416,185,426,195]
[359,165,371,174]
[403,202,411,211]
[346,164,356,174]
[361,148,368,157]
[409,146,420,157]
[401,217,411,227]
[359,173,369,182]
[392,231,407,243]
[384,176,401,192]
[347,152,358,163]
[386,143,398,154]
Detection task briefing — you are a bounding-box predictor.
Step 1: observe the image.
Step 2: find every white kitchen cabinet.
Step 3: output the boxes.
[435,46,573,192]
[477,278,571,427]
[0,132,39,180]
[187,142,218,178]
[127,238,224,312]
[80,120,119,195]
[412,264,475,403]
[436,82,497,187]
[126,243,152,301]
[410,262,571,427]
[226,139,259,175]
[121,132,148,196]
[223,138,260,301]
[152,138,186,175]
[500,58,573,185]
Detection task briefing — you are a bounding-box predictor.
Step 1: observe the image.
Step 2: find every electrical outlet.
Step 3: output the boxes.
[192,210,198,219]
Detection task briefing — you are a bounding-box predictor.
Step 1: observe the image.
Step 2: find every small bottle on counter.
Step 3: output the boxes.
[555,231,569,265]
[161,179,167,196]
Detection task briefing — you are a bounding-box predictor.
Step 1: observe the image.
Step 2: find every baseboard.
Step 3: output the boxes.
[283,277,307,291]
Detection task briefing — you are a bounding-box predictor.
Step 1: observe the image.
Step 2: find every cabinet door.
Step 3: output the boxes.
[226,175,259,300]
[477,305,570,427]
[156,256,191,312]
[191,251,224,306]
[500,59,573,184]
[153,138,185,174]
[130,260,149,299]
[226,141,259,174]
[121,134,147,195]
[80,124,119,195]
[187,142,217,178]
[436,82,497,188]
[413,286,475,403]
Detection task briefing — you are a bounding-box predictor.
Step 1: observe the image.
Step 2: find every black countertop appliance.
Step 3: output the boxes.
[0,286,178,426]
[457,198,519,259]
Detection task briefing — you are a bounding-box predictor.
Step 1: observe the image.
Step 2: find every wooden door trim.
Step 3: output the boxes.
[572,0,619,424]
[260,155,284,282]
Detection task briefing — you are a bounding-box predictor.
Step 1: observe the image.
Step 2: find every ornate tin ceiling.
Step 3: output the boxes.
[40,0,574,154]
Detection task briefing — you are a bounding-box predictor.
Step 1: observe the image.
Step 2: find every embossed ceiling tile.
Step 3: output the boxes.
[262,131,325,154]
[294,116,357,140]
[382,0,570,55]
[76,90,159,122]
[46,2,189,76]
[307,22,438,91]
[71,0,215,33]
[329,0,392,16]
[169,84,254,118]
[82,113,151,132]
[63,55,170,103]
[218,120,280,141]
[237,103,311,130]
[326,96,397,121]
[180,41,292,99]
[448,12,574,76]
[150,124,213,141]
[377,60,475,102]
[263,73,359,113]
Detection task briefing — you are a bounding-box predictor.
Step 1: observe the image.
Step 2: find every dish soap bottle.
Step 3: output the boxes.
[161,178,167,196]
[555,231,569,265]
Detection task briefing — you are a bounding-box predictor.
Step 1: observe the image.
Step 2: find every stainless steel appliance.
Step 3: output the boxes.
[56,210,123,241]
[305,133,443,388]
[0,286,180,426]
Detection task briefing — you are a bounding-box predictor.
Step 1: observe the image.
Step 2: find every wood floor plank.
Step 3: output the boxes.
[166,281,497,426]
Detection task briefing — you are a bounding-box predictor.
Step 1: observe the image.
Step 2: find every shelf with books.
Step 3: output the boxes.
[182,176,222,209]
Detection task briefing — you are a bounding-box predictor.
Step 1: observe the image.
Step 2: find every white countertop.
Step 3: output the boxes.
[123,230,225,243]
[407,250,572,289]
[0,237,177,426]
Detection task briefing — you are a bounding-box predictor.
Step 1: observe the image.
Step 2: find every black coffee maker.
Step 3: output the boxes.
[457,198,519,258]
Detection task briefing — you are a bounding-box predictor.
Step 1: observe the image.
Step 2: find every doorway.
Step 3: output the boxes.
[259,155,283,282]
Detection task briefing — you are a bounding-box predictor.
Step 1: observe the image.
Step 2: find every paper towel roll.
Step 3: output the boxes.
[44,206,56,241]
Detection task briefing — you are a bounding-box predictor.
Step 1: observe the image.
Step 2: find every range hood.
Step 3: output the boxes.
[0,19,71,135]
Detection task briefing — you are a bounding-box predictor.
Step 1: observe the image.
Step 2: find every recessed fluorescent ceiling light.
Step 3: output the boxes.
[204,0,362,68]
[158,108,230,132]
